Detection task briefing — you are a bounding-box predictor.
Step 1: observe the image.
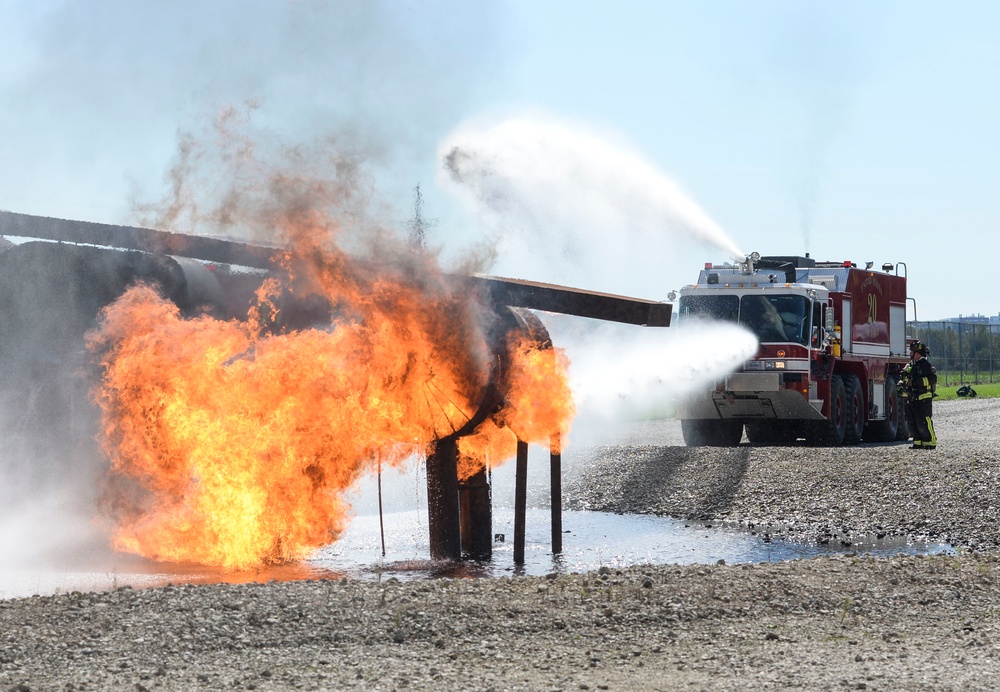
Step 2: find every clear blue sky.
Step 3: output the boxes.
[1,0,997,320]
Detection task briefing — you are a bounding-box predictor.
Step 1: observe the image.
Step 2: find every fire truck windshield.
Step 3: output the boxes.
[679,294,810,345]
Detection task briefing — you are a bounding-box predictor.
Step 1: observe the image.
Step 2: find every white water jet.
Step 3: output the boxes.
[438,115,744,298]
[539,315,758,430]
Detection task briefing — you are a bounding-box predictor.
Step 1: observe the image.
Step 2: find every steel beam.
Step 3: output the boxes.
[0,211,672,327]
[0,210,278,269]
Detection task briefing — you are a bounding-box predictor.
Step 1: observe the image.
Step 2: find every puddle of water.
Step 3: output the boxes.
[309,508,950,579]
[1,508,949,600]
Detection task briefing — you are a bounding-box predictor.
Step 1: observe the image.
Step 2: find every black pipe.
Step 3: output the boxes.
[426,437,462,560]
[550,435,562,555]
[459,466,492,560]
[513,439,528,565]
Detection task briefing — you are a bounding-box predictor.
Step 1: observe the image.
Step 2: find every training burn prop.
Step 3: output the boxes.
[0,210,670,570]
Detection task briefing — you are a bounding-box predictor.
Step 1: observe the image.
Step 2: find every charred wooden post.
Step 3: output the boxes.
[458,466,492,560]
[426,436,462,561]
[550,434,563,555]
[513,439,529,565]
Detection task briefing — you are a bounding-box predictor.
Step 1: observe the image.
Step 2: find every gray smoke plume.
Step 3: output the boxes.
[0,0,502,586]
[0,0,501,228]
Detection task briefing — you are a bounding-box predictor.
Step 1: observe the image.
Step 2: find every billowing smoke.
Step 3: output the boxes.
[0,0,500,580]
[0,242,129,578]
[0,387,120,586]
[0,0,501,227]
[129,105,387,252]
[438,115,744,298]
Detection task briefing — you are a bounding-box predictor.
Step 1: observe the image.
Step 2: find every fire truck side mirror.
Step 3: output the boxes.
[813,304,834,351]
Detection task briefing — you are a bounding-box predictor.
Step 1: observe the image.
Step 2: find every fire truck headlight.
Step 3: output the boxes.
[775,360,786,370]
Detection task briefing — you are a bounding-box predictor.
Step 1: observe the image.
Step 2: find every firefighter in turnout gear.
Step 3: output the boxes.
[900,340,937,449]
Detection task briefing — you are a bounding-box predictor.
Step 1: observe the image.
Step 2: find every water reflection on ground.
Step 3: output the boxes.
[310,508,951,580]
[1,508,950,600]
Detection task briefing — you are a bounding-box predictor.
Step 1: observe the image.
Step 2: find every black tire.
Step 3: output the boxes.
[895,393,911,441]
[864,378,900,443]
[681,419,744,447]
[745,421,798,446]
[843,375,865,445]
[810,375,847,446]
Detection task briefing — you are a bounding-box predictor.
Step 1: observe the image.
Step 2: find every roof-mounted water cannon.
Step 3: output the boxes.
[738,251,761,275]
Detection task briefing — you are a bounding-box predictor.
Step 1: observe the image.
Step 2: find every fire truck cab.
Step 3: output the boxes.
[674,253,911,446]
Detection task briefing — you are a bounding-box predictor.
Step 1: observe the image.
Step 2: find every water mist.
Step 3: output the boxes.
[438,115,751,432]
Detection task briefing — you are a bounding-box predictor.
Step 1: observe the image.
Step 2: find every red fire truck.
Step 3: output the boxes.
[674,252,912,446]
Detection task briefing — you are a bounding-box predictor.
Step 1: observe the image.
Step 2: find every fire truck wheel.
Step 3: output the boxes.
[843,375,865,445]
[864,377,900,443]
[681,419,744,447]
[810,375,847,446]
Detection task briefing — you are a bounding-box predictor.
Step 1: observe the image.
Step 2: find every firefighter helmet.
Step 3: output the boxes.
[909,340,930,356]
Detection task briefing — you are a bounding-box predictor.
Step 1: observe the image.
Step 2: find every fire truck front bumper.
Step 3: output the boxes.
[676,372,826,421]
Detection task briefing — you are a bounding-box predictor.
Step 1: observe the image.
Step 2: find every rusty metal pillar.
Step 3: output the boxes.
[550,434,562,555]
[513,439,528,565]
[459,466,492,560]
[426,437,462,560]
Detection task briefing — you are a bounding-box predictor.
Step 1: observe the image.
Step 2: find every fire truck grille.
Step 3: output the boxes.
[726,372,781,392]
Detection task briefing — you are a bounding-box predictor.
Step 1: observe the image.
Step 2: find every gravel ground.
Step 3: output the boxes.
[3,398,1000,691]
[567,398,1000,553]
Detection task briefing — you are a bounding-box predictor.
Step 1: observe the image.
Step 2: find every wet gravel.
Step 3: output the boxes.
[567,399,1000,554]
[3,399,1000,691]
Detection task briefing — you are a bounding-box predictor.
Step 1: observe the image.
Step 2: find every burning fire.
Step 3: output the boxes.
[456,333,574,481]
[87,237,573,570]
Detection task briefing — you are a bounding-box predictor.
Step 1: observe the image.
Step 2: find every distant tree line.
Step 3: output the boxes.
[909,321,1000,384]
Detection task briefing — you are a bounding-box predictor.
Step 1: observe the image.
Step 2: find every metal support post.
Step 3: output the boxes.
[550,434,562,554]
[514,439,528,565]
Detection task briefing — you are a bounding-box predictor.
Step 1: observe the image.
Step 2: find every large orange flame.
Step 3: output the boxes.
[87,240,573,571]
[457,334,574,480]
